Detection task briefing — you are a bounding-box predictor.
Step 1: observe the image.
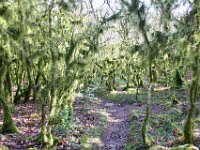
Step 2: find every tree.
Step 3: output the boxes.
[183,0,200,143]
[0,1,19,133]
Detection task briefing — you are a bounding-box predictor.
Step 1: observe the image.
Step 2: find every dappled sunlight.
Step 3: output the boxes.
[90,137,103,145]
[194,129,200,138]
[92,98,105,105]
[110,90,128,94]
[98,107,125,123]
[154,86,170,91]
[98,109,113,122]
[108,118,125,123]
[101,113,120,123]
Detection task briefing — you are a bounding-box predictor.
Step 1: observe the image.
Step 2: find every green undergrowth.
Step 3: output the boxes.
[80,113,107,150]
[86,86,199,149]
[95,87,147,104]
[107,90,147,104]
[0,145,9,150]
[125,99,200,149]
[95,86,188,106]
[125,109,145,150]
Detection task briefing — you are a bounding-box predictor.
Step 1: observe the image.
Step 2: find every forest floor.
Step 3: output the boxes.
[0,86,200,149]
[74,93,144,150]
[0,93,140,150]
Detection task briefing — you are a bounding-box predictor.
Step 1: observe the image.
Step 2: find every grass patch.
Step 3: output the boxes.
[126,108,200,149]
[125,109,144,150]
[95,86,188,106]
[95,88,148,104]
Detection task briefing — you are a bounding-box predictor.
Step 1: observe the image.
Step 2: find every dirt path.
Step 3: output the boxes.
[97,101,142,150]
[100,104,135,150]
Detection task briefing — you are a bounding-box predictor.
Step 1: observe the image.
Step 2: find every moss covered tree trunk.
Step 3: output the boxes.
[0,95,19,133]
[183,48,199,144]
[64,80,78,120]
[33,59,42,102]
[39,0,57,147]
[139,13,153,147]
[14,63,24,104]
[18,2,33,103]
[0,64,19,133]
[39,91,54,148]
[141,84,152,146]
[5,69,13,104]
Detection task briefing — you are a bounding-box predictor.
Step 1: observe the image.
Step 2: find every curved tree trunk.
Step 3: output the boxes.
[0,95,19,134]
[0,58,19,134]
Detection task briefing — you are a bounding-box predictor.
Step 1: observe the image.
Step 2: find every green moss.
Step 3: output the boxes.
[0,145,9,150]
[141,105,151,146]
[38,127,57,148]
[125,144,136,150]
[2,108,19,134]
[0,96,19,134]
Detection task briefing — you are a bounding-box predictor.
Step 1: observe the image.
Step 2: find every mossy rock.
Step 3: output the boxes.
[0,145,9,150]
[170,144,199,150]
[149,145,169,150]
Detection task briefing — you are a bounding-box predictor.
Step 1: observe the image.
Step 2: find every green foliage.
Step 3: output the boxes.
[0,145,9,150]
[125,109,151,149]
[0,96,19,134]
[50,106,76,130]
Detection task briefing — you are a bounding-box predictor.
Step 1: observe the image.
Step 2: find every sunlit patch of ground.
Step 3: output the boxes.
[154,86,171,91]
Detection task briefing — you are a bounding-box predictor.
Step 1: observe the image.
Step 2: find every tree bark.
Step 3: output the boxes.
[183,48,199,144]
